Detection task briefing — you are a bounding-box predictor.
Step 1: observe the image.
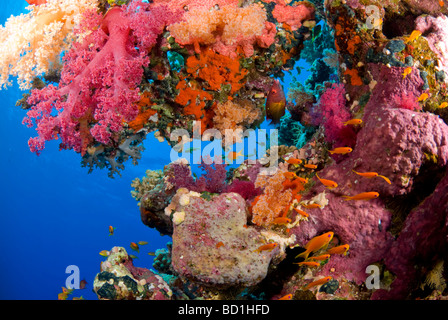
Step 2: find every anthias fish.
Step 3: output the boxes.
[329,147,353,155]
[343,191,379,201]
[254,242,279,253]
[304,276,333,290]
[266,80,286,125]
[343,119,363,126]
[295,231,334,260]
[326,244,350,255]
[316,173,338,189]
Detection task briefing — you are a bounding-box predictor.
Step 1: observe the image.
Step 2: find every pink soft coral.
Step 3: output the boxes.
[23,2,180,155]
[312,83,356,148]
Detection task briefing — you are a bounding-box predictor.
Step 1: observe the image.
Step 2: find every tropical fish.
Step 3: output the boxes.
[294,207,309,217]
[138,241,149,246]
[266,79,286,125]
[79,279,87,290]
[303,163,318,169]
[130,242,140,252]
[148,252,156,256]
[304,276,333,290]
[352,170,378,178]
[227,149,244,161]
[278,293,293,300]
[130,255,138,259]
[99,250,110,257]
[285,158,302,165]
[402,66,413,78]
[329,147,353,155]
[405,30,422,43]
[440,0,445,7]
[108,226,115,236]
[272,217,292,225]
[343,119,363,126]
[283,172,298,180]
[58,287,74,300]
[216,241,225,248]
[295,232,334,260]
[326,244,350,255]
[342,191,380,201]
[72,296,85,300]
[295,176,309,184]
[300,203,322,209]
[418,93,429,102]
[254,242,279,253]
[378,175,391,184]
[295,261,321,268]
[439,102,448,109]
[316,173,338,189]
[308,254,331,261]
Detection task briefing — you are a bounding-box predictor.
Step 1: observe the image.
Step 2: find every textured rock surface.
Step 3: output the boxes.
[171,192,281,289]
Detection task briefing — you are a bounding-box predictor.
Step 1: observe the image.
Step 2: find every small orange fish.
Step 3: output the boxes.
[329,147,353,155]
[286,158,302,165]
[304,276,333,290]
[295,261,321,268]
[79,279,87,290]
[405,30,422,43]
[99,250,109,257]
[303,163,318,169]
[295,176,309,184]
[130,242,140,253]
[254,242,279,253]
[58,287,74,300]
[300,203,322,209]
[343,119,363,126]
[342,191,379,201]
[402,66,413,78]
[326,244,350,255]
[418,93,429,102]
[108,226,115,236]
[283,172,297,180]
[352,170,378,178]
[308,254,331,261]
[378,175,391,184]
[228,149,244,161]
[440,0,445,7]
[295,232,334,260]
[294,207,309,217]
[266,79,286,125]
[316,173,338,189]
[439,102,448,109]
[278,293,293,300]
[216,241,225,248]
[272,217,292,225]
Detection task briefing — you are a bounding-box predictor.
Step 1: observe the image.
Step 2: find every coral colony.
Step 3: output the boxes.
[3,0,448,300]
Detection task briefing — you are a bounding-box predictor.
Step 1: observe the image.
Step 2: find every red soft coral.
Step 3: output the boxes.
[23,2,180,155]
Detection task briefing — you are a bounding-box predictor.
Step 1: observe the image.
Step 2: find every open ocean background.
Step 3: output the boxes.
[0,0,309,299]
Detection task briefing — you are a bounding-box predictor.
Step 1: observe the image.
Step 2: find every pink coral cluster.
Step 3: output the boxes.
[23,2,180,155]
[312,83,356,148]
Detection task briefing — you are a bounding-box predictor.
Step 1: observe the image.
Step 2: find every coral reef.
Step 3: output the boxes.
[4,0,448,301]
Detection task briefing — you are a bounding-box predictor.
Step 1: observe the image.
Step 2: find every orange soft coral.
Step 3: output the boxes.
[185,48,248,94]
[167,2,268,58]
[127,92,158,132]
[251,169,294,226]
[213,99,262,136]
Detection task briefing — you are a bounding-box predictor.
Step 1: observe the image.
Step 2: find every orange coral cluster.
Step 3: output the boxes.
[175,78,214,133]
[127,91,157,132]
[252,169,293,226]
[185,48,248,94]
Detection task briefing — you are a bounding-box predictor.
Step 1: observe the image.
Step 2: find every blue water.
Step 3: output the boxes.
[0,1,310,300]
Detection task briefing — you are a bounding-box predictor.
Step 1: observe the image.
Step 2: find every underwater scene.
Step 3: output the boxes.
[1,0,448,302]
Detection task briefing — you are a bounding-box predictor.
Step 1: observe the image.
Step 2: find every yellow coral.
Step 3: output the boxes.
[0,0,98,90]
